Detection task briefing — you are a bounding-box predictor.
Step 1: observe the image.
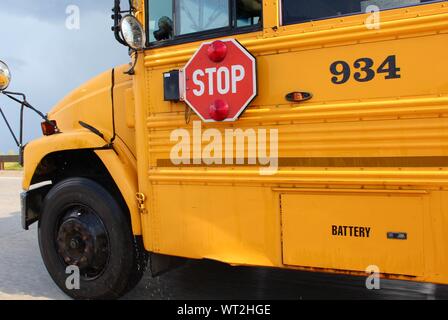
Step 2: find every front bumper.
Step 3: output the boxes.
[21,191,36,230]
[21,185,52,230]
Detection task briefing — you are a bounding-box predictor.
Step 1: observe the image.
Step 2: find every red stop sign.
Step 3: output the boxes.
[183,39,257,122]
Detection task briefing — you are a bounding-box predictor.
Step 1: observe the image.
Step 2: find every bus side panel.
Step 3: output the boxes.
[137,3,448,283]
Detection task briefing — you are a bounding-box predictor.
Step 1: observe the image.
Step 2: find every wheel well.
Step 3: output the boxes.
[28,149,129,223]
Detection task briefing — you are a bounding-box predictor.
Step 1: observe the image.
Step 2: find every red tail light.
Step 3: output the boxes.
[41,120,58,136]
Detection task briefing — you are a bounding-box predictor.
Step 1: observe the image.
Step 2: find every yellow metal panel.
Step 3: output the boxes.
[143,184,282,267]
[125,88,135,129]
[255,35,448,106]
[424,191,448,284]
[262,0,279,32]
[280,191,425,276]
[48,65,136,157]
[95,148,141,235]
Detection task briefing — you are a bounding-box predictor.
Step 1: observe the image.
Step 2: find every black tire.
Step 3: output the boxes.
[38,177,147,300]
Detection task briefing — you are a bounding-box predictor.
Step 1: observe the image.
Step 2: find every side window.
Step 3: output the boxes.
[281,0,442,26]
[236,0,262,27]
[175,0,230,36]
[148,0,262,44]
[148,0,173,42]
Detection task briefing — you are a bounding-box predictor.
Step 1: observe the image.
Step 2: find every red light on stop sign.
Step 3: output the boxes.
[207,40,228,63]
[209,99,229,121]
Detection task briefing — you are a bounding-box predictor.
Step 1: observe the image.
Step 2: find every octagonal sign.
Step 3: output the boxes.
[183,39,257,122]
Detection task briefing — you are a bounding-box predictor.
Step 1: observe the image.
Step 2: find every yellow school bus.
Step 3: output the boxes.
[3,0,448,299]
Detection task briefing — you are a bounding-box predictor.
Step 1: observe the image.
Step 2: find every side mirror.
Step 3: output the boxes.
[0,61,11,92]
[120,15,146,50]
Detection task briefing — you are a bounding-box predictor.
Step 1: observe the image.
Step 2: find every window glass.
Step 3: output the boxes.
[147,0,263,44]
[236,0,262,27]
[148,0,173,42]
[282,0,441,25]
[174,0,230,36]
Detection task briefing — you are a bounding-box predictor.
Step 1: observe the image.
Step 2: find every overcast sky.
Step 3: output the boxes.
[0,0,129,154]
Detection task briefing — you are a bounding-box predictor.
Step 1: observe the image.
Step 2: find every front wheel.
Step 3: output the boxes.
[38,177,147,300]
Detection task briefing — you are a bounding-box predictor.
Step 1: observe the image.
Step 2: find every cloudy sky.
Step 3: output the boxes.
[0,0,129,154]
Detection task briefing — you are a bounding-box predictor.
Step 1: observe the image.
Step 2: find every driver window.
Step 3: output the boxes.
[148,0,262,44]
[148,0,174,42]
[175,0,230,36]
[236,0,262,27]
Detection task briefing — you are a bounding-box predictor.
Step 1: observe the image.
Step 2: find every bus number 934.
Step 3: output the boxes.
[330,55,401,84]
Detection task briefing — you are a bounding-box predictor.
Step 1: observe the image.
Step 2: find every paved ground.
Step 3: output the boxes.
[1,172,448,300]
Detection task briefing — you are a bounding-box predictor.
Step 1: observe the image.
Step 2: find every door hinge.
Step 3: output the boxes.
[136,193,147,215]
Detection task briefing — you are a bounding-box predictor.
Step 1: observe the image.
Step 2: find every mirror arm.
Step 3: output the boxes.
[113,0,141,49]
[2,91,55,126]
[112,0,127,46]
[128,0,136,12]
[0,106,20,148]
[1,91,59,161]
[125,50,138,75]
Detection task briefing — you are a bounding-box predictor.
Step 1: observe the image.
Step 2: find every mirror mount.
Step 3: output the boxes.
[112,0,128,47]
[112,1,145,75]
[0,90,58,166]
[112,1,141,48]
[0,60,59,162]
[124,50,138,76]
[1,90,53,125]
[1,90,59,133]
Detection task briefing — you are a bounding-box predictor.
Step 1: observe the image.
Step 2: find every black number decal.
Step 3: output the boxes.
[354,58,375,82]
[377,55,401,79]
[330,61,351,85]
[330,55,401,84]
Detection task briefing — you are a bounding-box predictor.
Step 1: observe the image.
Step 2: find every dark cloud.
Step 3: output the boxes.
[1,57,27,71]
[0,1,130,153]
[0,0,107,22]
